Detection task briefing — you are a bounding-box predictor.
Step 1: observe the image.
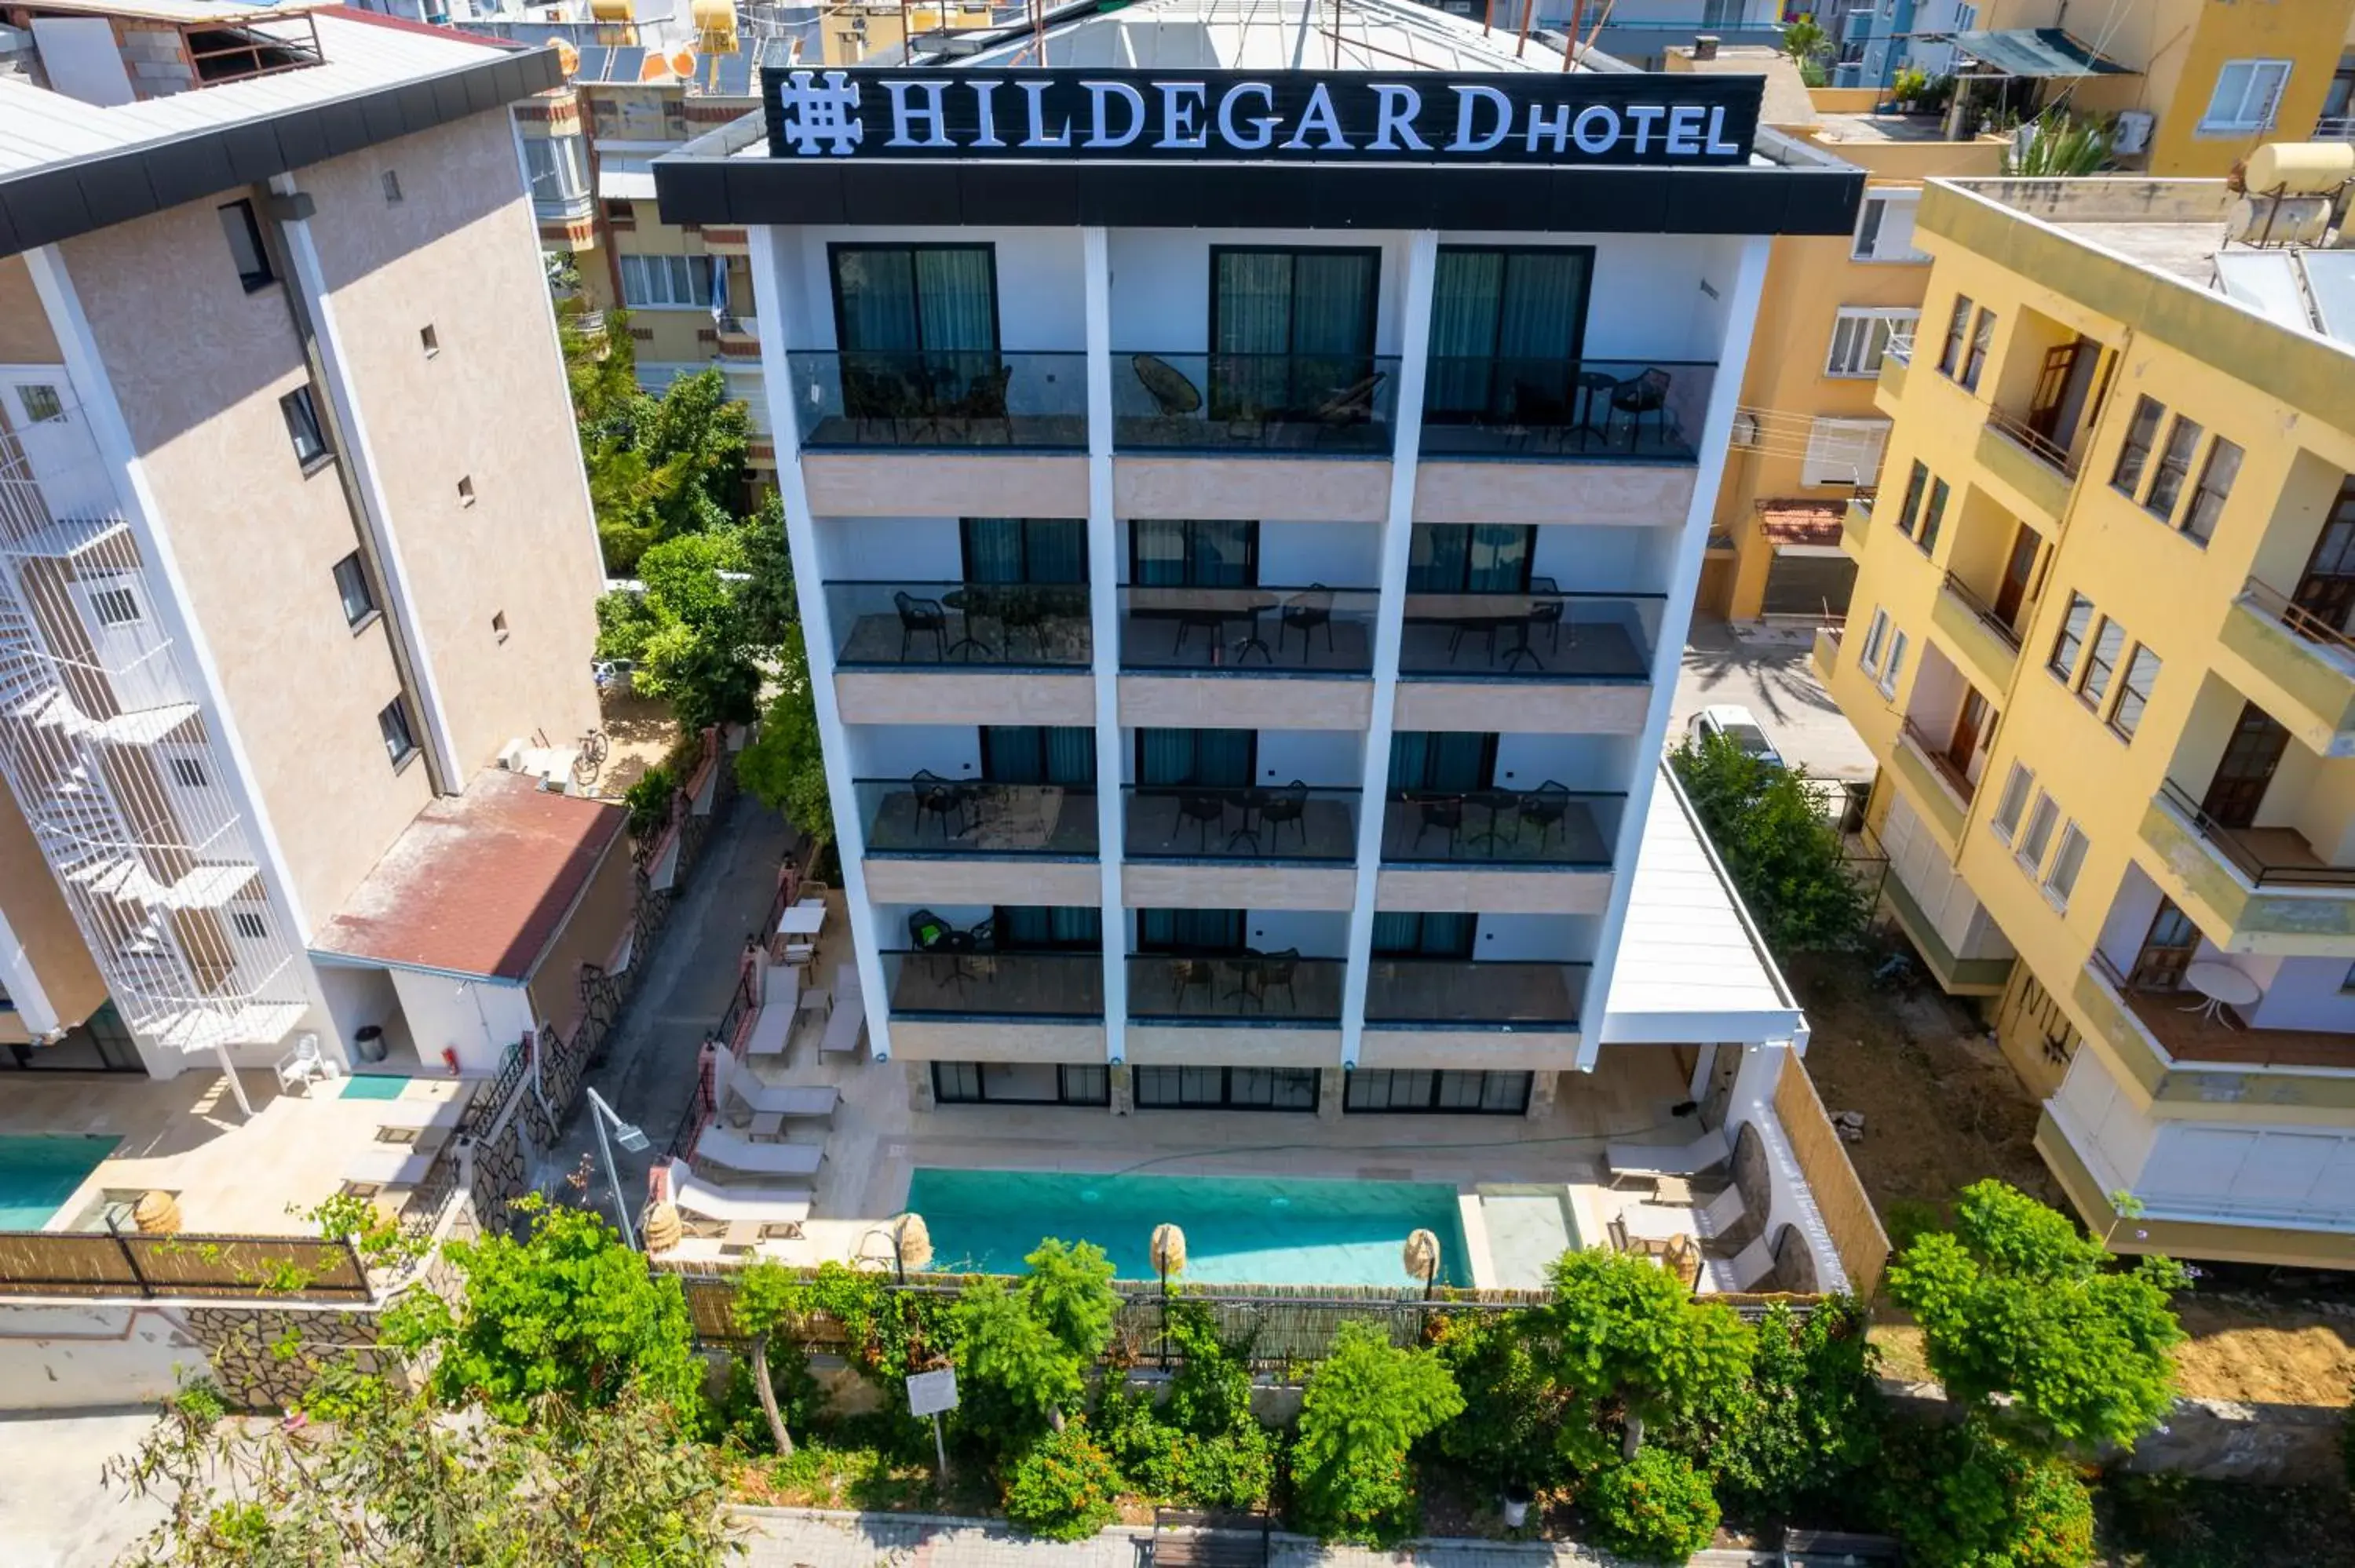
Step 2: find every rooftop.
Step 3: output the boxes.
[312,768,626,983]
[953,0,1581,73]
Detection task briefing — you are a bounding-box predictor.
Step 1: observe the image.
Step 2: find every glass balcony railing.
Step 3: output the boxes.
[1117,584,1378,674]
[1112,352,1400,454]
[1362,958,1590,1028]
[787,350,1088,450]
[1397,590,1663,681]
[857,778,1098,857]
[824,581,1090,669]
[1418,359,1715,464]
[1380,788,1623,867]
[1122,785,1360,862]
[1126,953,1346,1023]
[883,949,1104,1020]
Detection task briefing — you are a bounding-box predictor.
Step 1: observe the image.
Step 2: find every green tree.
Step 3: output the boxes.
[1290,1321,1464,1543]
[596,530,764,736]
[1541,1248,1754,1464]
[732,1260,805,1457]
[1781,18,1827,65]
[736,623,833,845]
[735,490,798,658]
[106,1374,738,1566]
[1670,732,1872,954]
[1886,1180,2185,1457]
[1875,1417,2095,1568]
[2003,112,2111,177]
[384,1196,704,1425]
[558,335,749,575]
[1580,1446,1722,1566]
[952,1276,1089,1443]
[1711,1297,1882,1520]
[1021,1238,1120,1357]
[1429,1306,1572,1496]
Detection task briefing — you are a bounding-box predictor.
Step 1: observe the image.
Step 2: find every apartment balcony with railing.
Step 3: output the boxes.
[825,580,1090,670]
[1116,584,1378,678]
[1113,352,1401,456]
[1126,951,1346,1026]
[1932,567,2025,689]
[1379,787,1621,869]
[786,350,1090,451]
[2083,944,2355,1077]
[1889,640,1998,847]
[1123,784,1360,864]
[2214,574,2355,757]
[1363,957,1590,1030]
[1415,358,1716,465]
[1974,314,2111,522]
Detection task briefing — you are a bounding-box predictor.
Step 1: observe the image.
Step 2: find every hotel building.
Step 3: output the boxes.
[652,0,1864,1128]
[1823,163,2355,1266]
[0,5,623,1101]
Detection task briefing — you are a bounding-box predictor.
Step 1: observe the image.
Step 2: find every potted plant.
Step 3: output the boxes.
[1890,66,1930,114]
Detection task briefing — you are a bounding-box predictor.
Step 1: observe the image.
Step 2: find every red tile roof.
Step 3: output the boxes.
[312,770,626,981]
[1758,500,1849,549]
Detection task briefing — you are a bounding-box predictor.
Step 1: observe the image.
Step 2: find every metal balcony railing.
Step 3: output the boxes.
[2239,577,2355,655]
[0,401,306,1059]
[1941,571,2023,654]
[2154,779,2355,889]
[1899,717,1978,804]
[1984,403,2081,477]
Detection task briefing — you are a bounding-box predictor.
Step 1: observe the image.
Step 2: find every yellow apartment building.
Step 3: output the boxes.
[1820,160,2355,1267]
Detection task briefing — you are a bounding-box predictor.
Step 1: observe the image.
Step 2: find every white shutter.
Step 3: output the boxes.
[1802,417,1892,486]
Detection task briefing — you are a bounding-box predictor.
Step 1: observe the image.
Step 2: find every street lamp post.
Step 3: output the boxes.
[586,1087,651,1251]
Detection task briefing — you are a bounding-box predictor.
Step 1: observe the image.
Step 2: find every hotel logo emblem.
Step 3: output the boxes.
[775,70,867,157]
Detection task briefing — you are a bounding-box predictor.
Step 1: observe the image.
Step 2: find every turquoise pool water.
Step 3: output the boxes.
[0,1135,120,1230]
[903,1168,1470,1286]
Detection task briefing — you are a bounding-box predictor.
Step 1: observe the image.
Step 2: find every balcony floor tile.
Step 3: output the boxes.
[867,786,1097,856]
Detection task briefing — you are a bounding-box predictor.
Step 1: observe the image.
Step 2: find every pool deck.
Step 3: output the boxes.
[680,1043,1701,1287]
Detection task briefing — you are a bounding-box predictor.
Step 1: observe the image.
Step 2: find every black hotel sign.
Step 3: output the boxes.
[761,69,1762,167]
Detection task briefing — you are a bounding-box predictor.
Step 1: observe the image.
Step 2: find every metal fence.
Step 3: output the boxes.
[0,1223,370,1301]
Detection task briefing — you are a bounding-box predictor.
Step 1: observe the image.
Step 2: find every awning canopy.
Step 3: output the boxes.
[1933,27,2137,79]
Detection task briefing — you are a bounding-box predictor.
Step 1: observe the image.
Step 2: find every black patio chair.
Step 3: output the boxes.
[1133,353,1203,418]
[1415,793,1464,856]
[1259,779,1309,851]
[951,362,1015,443]
[1278,585,1335,662]
[1169,957,1215,1014]
[894,589,947,660]
[1519,780,1572,854]
[1175,790,1227,851]
[1608,367,1672,451]
[911,770,965,838]
[1527,574,1568,654]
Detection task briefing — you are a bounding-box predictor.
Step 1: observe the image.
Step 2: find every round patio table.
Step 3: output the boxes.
[2180,960,2260,1023]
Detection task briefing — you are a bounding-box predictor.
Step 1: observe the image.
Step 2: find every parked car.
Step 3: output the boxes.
[1686,704,1784,769]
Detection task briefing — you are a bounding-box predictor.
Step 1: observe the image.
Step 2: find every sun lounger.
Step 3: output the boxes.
[343,1144,438,1188]
[660,1158,811,1235]
[710,1050,838,1119]
[371,1096,467,1134]
[746,966,798,1058]
[695,1124,823,1176]
[1701,1234,1776,1293]
[1604,1129,1732,1187]
[1621,1181,1746,1243]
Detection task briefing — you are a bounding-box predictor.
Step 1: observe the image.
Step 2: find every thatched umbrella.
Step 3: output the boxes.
[890,1212,933,1282]
[642,1201,682,1256]
[1404,1228,1441,1298]
[1149,1223,1187,1369]
[132,1191,181,1236]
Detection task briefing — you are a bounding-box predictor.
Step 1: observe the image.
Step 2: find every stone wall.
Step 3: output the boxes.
[1879,1380,2348,1486]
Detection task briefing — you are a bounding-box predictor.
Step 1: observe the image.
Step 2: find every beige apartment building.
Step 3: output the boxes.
[0,2,623,1098]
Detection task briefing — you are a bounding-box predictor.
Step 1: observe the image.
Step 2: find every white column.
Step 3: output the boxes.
[1338,231,1440,1069]
[747,225,893,1065]
[1575,234,1775,1073]
[1082,226,1127,1081]
[268,174,462,794]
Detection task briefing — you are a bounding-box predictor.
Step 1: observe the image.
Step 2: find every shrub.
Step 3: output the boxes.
[715,1333,822,1457]
[1290,1322,1464,1543]
[1003,1422,1121,1541]
[1711,1298,1880,1521]
[1429,1307,1571,1495]
[1581,1447,1721,1565]
[1670,733,1872,954]
[623,766,675,839]
[1092,1314,1276,1511]
[1875,1418,2095,1568]
[1541,1248,1754,1466]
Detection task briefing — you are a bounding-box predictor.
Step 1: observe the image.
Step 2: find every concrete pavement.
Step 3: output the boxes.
[1670,618,1874,783]
[0,1410,168,1568]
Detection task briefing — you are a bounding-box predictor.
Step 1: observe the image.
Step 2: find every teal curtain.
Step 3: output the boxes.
[1211,249,1375,414]
[1408,525,1532,593]
[832,248,918,352]
[1389,731,1492,792]
[995,906,1101,948]
[962,518,1025,582]
[1374,912,1474,957]
[1140,908,1246,951]
[964,519,1086,584]
[982,726,1095,786]
[1498,251,1583,360]
[913,248,995,350]
[831,246,995,353]
[1134,520,1254,586]
[1426,250,1502,415]
[1137,728,1251,786]
[1423,249,1589,419]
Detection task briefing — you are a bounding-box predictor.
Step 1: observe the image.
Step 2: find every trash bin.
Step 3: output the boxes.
[354,1024,387,1064]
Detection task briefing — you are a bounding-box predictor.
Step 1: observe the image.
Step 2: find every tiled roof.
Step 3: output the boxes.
[1758,500,1849,549]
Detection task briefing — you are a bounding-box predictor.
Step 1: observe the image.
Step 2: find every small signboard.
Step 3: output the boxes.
[906,1366,959,1418]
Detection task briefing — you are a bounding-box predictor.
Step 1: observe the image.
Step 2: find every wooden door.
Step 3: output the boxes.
[1992,523,2042,627]
[1946,689,1990,775]
[2025,342,2082,443]
[2200,702,2291,830]
[2291,478,2355,636]
[2127,899,2200,992]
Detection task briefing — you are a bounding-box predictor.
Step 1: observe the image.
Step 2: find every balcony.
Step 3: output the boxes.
[715,313,760,360]
[1118,585,1376,677]
[1876,334,1911,403]
[786,351,1087,451]
[2085,948,2355,1078]
[1112,352,1399,456]
[826,582,1089,670]
[1976,407,2076,523]
[884,949,1104,1022]
[1931,570,2023,690]
[1123,786,1359,863]
[1841,497,1871,557]
[859,778,1097,858]
[1362,958,1588,1029]
[1811,625,1842,685]
[1889,720,1969,847]
[2213,578,2355,758]
[2139,782,2355,949]
[1380,789,1619,868]
[1416,359,1715,465]
[1392,590,1659,735]
[1125,954,1345,1025]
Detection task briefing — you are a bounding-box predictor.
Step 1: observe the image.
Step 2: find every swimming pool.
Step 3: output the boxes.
[0,1135,121,1230]
[902,1167,1471,1287]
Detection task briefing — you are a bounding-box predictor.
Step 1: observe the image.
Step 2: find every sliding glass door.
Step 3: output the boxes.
[1136,728,1254,787]
[1210,247,1378,416]
[1389,731,1497,793]
[993,904,1103,950]
[1137,908,1247,953]
[1408,524,1535,593]
[1372,911,1476,958]
[1135,1064,1319,1111]
[831,245,999,356]
[1425,247,1591,419]
[1130,520,1257,586]
[962,518,1086,584]
[980,726,1096,786]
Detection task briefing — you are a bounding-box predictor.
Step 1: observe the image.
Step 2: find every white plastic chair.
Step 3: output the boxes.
[276,1034,330,1095]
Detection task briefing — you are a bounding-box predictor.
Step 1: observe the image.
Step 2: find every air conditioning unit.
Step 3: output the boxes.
[497,738,530,771]
[2112,110,2154,156]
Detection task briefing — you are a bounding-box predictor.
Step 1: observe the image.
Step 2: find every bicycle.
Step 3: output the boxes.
[572,728,610,784]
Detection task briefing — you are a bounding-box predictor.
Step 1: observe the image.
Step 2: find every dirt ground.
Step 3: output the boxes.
[588,687,679,798]
[1788,953,2355,1409]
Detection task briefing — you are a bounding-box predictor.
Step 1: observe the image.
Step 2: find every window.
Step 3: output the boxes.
[217,199,273,292]
[2111,645,2162,740]
[1134,1066,1319,1111]
[332,552,375,627]
[382,170,403,204]
[1852,190,1927,262]
[2112,396,2163,497]
[170,757,206,789]
[831,243,999,359]
[16,383,62,425]
[1960,308,1995,392]
[2080,616,2126,706]
[1915,476,1949,555]
[88,586,141,625]
[2048,592,2092,681]
[1877,629,1908,697]
[378,698,418,769]
[617,253,714,309]
[419,324,439,356]
[1991,762,2034,841]
[2043,822,2089,907]
[232,909,268,941]
[2017,791,2060,870]
[1345,1069,1532,1115]
[456,476,475,506]
[1937,294,1973,376]
[2182,438,2241,543]
[2145,415,2203,520]
[279,387,327,466]
[2202,59,2291,133]
[520,136,585,204]
[1826,308,1919,377]
[1859,607,1890,674]
[1425,247,1593,418]
[1801,417,1890,486]
[1896,460,1929,540]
